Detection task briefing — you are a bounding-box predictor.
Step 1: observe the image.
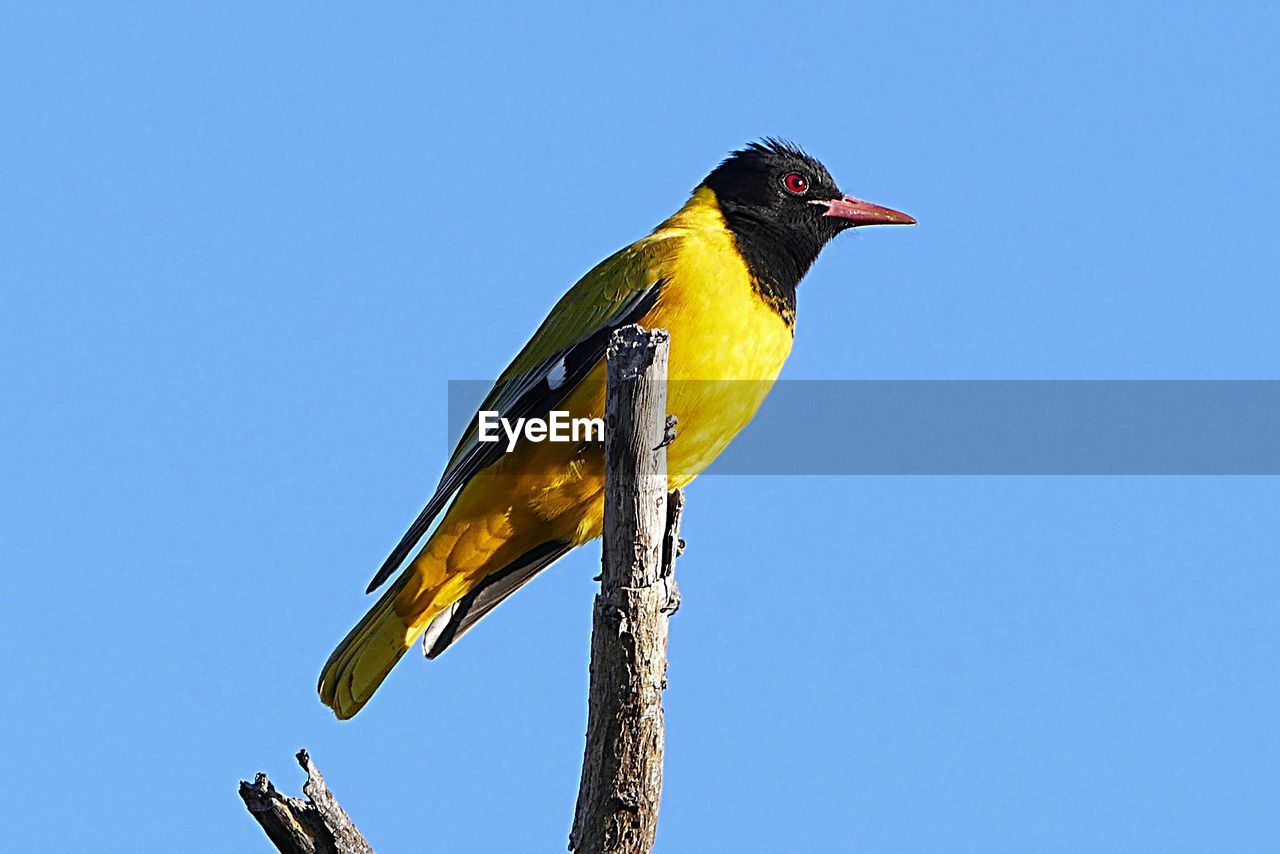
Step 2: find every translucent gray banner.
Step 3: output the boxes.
[447,381,1280,475]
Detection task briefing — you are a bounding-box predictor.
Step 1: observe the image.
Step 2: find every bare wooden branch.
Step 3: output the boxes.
[570,325,683,854]
[239,750,376,854]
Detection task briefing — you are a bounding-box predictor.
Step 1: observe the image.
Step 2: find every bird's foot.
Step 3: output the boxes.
[654,415,678,450]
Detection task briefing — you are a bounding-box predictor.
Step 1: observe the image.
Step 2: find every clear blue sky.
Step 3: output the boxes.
[3,3,1279,851]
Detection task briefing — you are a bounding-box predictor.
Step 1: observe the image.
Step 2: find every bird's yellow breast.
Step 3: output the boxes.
[639,186,793,482]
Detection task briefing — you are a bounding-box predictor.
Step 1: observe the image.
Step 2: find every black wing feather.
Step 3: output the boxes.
[420,538,574,658]
[364,282,664,593]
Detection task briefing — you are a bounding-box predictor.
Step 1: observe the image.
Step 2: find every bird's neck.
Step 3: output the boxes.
[683,186,822,329]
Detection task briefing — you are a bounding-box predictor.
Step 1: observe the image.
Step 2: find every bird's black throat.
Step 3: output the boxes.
[715,202,826,329]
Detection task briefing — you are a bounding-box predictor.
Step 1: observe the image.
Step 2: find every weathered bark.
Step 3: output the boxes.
[570,325,682,854]
[239,750,375,854]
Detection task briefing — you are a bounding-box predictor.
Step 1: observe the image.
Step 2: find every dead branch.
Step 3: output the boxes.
[570,325,682,854]
[239,750,375,854]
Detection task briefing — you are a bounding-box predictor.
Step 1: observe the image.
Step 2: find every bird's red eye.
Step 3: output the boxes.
[783,172,809,194]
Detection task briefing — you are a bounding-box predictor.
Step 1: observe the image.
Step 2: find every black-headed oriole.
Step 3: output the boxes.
[320,139,914,718]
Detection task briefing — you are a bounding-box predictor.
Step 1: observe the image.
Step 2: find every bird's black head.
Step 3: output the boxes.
[702,139,914,325]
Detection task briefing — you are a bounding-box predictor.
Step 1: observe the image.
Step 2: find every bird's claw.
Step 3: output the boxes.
[654,415,678,450]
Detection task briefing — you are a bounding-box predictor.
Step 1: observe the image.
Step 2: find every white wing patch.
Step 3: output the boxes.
[547,356,567,390]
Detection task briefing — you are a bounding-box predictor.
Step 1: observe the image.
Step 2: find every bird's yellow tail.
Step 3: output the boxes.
[318,573,447,720]
[320,528,576,719]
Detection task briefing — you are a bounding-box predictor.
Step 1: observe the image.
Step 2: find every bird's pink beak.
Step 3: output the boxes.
[814,196,916,226]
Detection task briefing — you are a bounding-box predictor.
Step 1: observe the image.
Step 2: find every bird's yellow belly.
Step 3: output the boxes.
[656,289,792,484]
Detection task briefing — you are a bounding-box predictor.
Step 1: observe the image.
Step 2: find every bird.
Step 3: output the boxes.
[319,139,914,718]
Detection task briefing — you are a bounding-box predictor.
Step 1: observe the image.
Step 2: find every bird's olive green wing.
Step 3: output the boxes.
[365,244,667,593]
